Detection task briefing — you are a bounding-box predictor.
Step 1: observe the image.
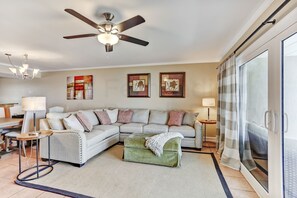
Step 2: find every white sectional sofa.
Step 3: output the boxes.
[40,108,202,167]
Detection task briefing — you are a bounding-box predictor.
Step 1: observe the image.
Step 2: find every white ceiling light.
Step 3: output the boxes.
[5,53,39,79]
[97,33,119,45]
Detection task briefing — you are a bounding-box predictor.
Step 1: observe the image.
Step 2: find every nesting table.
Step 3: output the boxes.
[16,130,53,181]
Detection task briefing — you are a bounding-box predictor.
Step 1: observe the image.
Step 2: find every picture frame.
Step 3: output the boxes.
[67,75,93,100]
[127,73,151,97]
[160,72,185,98]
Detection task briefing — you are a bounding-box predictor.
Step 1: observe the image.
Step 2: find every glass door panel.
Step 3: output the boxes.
[239,51,269,191]
[282,32,297,198]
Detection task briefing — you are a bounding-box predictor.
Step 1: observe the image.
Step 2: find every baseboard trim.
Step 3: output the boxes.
[206,136,216,143]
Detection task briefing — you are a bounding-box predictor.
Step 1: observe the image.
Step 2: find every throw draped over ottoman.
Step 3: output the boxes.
[124,133,182,167]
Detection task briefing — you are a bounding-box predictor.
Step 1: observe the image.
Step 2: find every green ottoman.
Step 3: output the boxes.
[124,133,182,167]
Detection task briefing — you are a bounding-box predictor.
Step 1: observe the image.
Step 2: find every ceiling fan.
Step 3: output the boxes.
[63,9,149,52]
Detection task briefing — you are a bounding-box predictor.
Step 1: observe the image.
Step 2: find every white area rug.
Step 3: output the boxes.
[16,145,232,198]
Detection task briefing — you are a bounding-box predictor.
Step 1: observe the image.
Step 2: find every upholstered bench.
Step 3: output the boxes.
[123,133,182,167]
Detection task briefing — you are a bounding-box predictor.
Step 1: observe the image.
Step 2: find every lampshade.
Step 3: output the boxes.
[22,97,46,111]
[202,98,215,107]
[97,33,119,45]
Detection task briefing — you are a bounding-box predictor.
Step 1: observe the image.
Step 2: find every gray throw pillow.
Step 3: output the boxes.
[149,110,168,125]
[182,112,199,127]
[131,109,150,124]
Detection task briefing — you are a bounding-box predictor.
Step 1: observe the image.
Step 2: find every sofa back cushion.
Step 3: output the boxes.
[168,111,185,126]
[117,110,133,123]
[63,114,84,132]
[131,109,150,124]
[95,111,111,125]
[46,112,70,119]
[76,112,93,132]
[78,110,99,126]
[104,109,118,123]
[149,110,169,125]
[47,118,65,130]
[182,112,199,127]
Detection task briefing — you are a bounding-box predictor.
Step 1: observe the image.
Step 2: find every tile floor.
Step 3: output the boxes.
[0,142,259,198]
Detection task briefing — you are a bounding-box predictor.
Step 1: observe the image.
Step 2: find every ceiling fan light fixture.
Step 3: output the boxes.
[97,33,119,45]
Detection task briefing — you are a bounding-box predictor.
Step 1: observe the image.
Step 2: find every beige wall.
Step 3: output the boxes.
[0,63,218,137]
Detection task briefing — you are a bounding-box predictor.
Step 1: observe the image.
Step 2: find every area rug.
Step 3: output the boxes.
[16,145,232,198]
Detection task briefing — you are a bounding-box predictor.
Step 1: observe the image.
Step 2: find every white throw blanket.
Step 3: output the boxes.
[145,132,184,157]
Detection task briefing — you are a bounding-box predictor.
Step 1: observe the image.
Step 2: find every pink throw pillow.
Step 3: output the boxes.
[95,111,111,125]
[76,112,93,132]
[117,110,133,123]
[167,111,185,126]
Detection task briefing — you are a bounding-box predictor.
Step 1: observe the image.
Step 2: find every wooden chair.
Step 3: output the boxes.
[4,110,46,156]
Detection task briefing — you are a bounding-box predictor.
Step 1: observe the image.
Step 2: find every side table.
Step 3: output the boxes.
[16,130,53,181]
[199,120,217,147]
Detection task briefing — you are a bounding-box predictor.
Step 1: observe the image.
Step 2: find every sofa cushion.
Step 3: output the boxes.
[143,124,169,134]
[63,114,84,132]
[95,111,111,125]
[79,110,99,126]
[46,112,70,119]
[120,123,145,133]
[104,109,118,123]
[117,110,133,123]
[112,122,123,127]
[169,125,195,138]
[93,125,119,134]
[131,109,150,124]
[76,112,93,132]
[182,112,199,127]
[85,129,118,147]
[47,118,65,130]
[148,110,168,125]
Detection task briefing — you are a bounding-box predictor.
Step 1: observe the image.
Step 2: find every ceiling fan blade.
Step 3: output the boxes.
[65,9,99,29]
[63,33,98,39]
[119,34,149,46]
[116,15,145,32]
[105,44,113,52]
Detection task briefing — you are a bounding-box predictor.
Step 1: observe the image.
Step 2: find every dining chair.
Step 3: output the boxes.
[5,110,46,156]
[0,107,5,118]
[9,105,23,117]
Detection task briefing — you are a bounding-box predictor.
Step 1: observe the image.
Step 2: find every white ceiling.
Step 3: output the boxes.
[0,0,271,72]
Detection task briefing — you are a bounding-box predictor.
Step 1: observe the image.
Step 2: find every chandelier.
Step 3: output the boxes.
[5,53,39,79]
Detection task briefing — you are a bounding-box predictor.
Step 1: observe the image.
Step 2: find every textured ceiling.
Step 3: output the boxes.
[0,0,270,72]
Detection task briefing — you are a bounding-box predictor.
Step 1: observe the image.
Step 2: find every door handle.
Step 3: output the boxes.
[264,110,270,130]
[284,113,288,133]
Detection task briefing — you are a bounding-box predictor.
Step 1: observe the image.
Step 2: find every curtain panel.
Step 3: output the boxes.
[216,55,241,170]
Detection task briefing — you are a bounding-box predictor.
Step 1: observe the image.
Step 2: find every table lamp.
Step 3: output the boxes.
[202,98,215,120]
[22,97,46,135]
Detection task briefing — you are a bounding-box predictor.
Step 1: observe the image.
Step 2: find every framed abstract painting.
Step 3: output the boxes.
[159,72,185,98]
[127,73,151,97]
[67,75,93,100]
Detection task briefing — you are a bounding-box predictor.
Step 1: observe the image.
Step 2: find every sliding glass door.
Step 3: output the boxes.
[239,51,269,191]
[237,8,297,197]
[282,32,297,198]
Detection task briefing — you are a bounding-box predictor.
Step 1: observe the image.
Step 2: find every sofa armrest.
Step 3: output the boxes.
[40,119,50,130]
[40,130,87,165]
[194,121,203,149]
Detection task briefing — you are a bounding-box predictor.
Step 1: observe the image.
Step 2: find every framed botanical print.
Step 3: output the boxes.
[127,73,151,97]
[160,72,185,98]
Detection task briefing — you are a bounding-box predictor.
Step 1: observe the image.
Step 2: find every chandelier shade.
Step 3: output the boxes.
[5,53,39,79]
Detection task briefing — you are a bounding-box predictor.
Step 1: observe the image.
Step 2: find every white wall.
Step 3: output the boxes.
[0,63,218,136]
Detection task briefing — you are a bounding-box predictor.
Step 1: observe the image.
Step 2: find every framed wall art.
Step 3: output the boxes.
[127,73,151,97]
[67,75,93,100]
[160,72,185,98]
